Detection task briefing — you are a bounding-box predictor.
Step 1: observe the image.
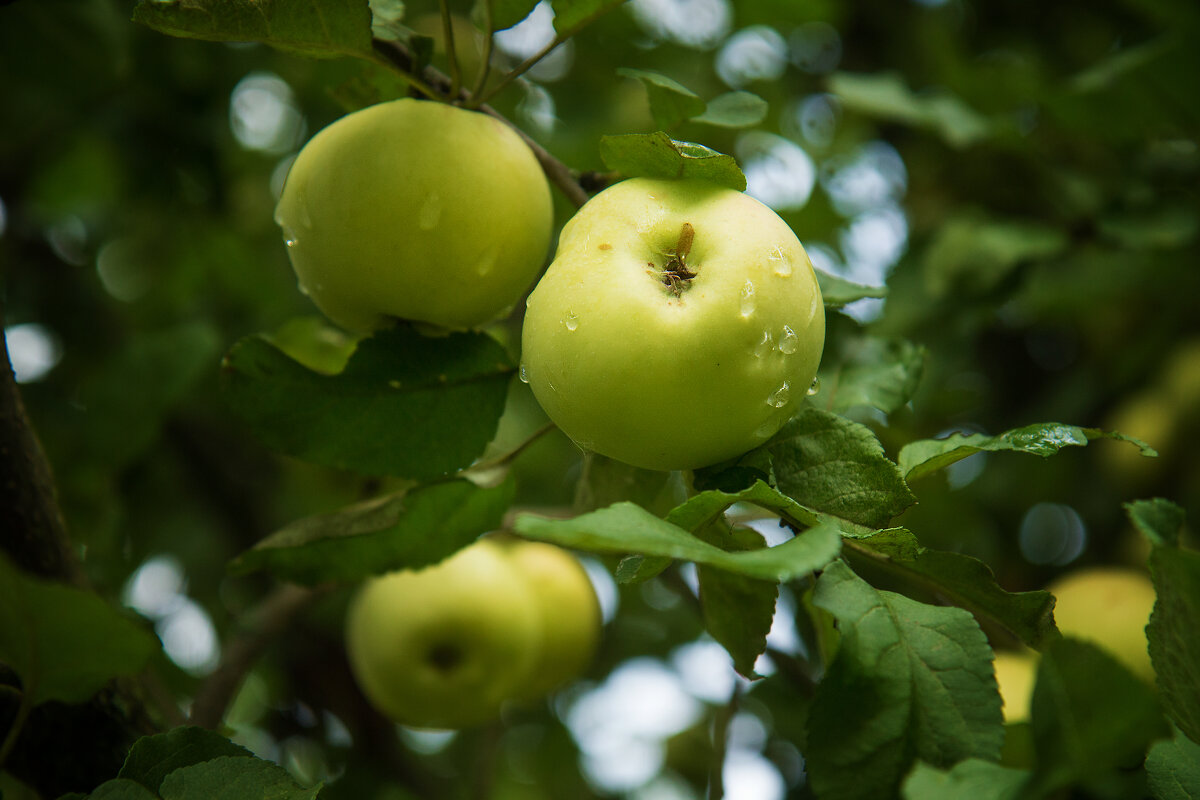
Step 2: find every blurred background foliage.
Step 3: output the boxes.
[1,0,1198,797]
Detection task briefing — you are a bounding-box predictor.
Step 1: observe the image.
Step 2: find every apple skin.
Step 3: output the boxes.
[521,177,825,471]
[502,540,601,700]
[992,650,1037,724]
[344,539,541,729]
[275,99,553,333]
[1047,567,1157,682]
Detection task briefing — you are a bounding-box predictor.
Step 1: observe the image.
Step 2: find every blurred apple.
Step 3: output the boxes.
[992,649,1037,724]
[1047,567,1156,682]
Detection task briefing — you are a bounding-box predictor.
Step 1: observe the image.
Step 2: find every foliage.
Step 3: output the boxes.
[2,0,1199,799]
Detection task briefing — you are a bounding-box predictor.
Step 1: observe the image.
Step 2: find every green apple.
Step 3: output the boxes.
[344,539,541,729]
[275,98,553,333]
[502,539,601,700]
[520,177,825,471]
[1047,567,1157,682]
[992,649,1037,724]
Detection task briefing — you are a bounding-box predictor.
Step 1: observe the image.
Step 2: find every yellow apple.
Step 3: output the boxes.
[520,177,825,471]
[1047,567,1156,682]
[276,99,552,333]
[992,649,1037,724]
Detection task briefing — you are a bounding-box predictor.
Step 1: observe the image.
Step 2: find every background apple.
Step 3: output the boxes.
[992,649,1037,724]
[521,177,825,471]
[344,539,541,729]
[275,98,553,333]
[1047,566,1157,682]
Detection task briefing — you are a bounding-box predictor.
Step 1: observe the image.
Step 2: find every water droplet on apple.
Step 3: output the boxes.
[740,281,757,318]
[807,376,821,396]
[477,247,498,276]
[778,325,798,354]
[767,381,791,408]
[518,363,530,383]
[769,246,792,277]
[418,193,442,230]
[296,281,310,296]
[282,227,298,248]
[563,312,579,331]
[808,293,819,323]
[754,420,776,440]
[753,330,773,358]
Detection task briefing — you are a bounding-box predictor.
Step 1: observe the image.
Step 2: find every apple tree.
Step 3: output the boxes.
[2,0,1200,799]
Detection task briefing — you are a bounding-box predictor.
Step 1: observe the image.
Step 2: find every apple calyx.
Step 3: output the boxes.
[649,222,698,297]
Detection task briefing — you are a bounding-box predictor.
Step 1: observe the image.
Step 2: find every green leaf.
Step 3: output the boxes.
[119,727,253,794]
[515,503,841,582]
[1029,638,1168,793]
[843,528,1058,650]
[1149,544,1200,743]
[760,407,916,529]
[899,422,1156,482]
[1098,205,1199,250]
[902,759,1030,800]
[1146,732,1200,800]
[693,91,768,128]
[220,325,513,479]
[484,0,541,31]
[806,561,1005,800]
[230,478,515,585]
[815,269,888,308]
[159,755,321,800]
[922,215,1068,298]
[696,524,779,678]
[81,779,160,799]
[264,316,359,376]
[829,71,990,148]
[0,552,157,705]
[617,68,707,130]
[550,0,626,35]
[1128,497,1186,547]
[824,337,926,416]
[132,0,374,59]
[368,0,406,40]
[599,133,747,191]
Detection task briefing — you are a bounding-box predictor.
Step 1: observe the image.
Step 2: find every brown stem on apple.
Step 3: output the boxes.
[650,222,700,297]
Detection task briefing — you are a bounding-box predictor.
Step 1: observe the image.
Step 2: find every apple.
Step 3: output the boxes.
[1047,567,1156,682]
[344,539,541,729]
[275,98,553,333]
[992,649,1037,724]
[520,177,825,471]
[502,539,602,700]
[344,537,601,728]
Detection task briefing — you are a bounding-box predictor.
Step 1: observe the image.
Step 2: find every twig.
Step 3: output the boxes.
[469,421,557,475]
[189,584,325,729]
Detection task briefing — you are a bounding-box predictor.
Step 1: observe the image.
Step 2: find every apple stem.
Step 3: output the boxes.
[651,222,699,297]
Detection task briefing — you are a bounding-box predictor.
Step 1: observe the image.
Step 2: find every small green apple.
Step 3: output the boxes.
[992,649,1037,724]
[344,539,541,729]
[502,539,601,700]
[520,177,825,471]
[275,98,553,333]
[1047,567,1157,682]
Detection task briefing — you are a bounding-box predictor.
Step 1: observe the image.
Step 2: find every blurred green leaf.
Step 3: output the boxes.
[79,779,160,799]
[693,91,768,128]
[815,269,888,308]
[824,337,926,416]
[902,759,1030,800]
[0,553,157,706]
[368,0,405,39]
[132,0,374,58]
[1098,206,1199,250]
[1148,543,1200,743]
[1127,498,1185,547]
[119,728,253,794]
[759,408,916,529]
[516,502,841,582]
[806,561,1005,800]
[923,215,1068,298]
[1029,638,1168,793]
[479,0,540,31]
[696,524,778,678]
[264,316,359,376]
[843,528,1058,650]
[550,0,626,35]
[899,423,1156,482]
[1146,732,1200,800]
[617,68,706,130]
[599,133,747,191]
[220,325,513,479]
[230,478,515,584]
[158,755,321,800]
[828,72,990,148]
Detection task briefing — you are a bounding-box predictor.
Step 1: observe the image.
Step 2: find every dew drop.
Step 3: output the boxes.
[754,420,776,440]
[563,312,578,331]
[769,246,793,277]
[518,363,530,384]
[297,281,310,297]
[418,194,442,230]
[753,330,773,358]
[767,381,791,408]
[778,325,798,354]
[477,245,499,276]
[282,227,298,248]
[807,376,821,396]
[740,280,757,318]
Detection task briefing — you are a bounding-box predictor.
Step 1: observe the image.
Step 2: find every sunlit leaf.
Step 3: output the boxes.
[617,68,706,130]
[693,91,768,128]
[815,269,888,308]
[599,132,746,191]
